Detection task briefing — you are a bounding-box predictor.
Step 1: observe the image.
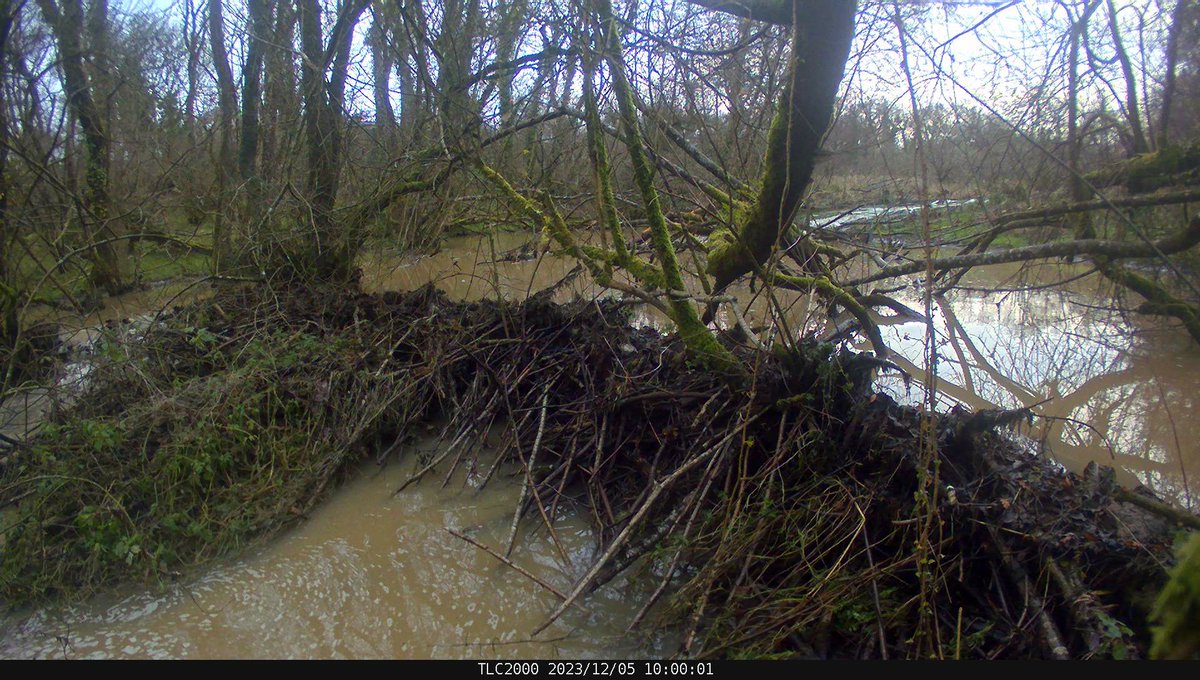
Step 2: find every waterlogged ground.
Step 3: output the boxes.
[872,262,1200,509]
[362,233,1200,509]
[3,226,1197,658]
[1,438,672,659]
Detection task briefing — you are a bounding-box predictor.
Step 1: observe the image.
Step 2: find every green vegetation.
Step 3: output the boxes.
[0,301,383,603]
[1,0,1199,663]
[1150,532,1200,659]
[1087,138,1200,194]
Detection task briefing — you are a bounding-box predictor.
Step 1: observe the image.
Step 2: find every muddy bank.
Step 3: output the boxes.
[0,280,1191,658]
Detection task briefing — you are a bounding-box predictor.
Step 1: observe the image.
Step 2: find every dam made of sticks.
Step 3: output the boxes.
[0,280,1192,659]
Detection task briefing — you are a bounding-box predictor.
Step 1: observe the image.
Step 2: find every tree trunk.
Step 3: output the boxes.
[297,0,366,281]
[182,0,202,142]
[0,0,15,364]
[240,0,270,186]
[36,0,127,293]
[394,10,420,142]
[0,0,12,292]
[1158,0,1188,147]
[435,0,483,154]
[369,15,397,155]
[208,0,238,271]
[494,0,527,164]
[704,0,857,293]
[1069,1,1103,206]
[1106,0,1149,155]
[262,0,298,184]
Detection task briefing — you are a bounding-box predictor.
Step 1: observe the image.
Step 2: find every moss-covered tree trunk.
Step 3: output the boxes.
[704,0,857,293]
[36,0,128,294]
[592,0,738,372]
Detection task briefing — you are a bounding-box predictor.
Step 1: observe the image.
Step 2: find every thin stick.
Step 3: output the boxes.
[593,413,607,473]
[477,398,534,492]
[394,425,473,495]
[955,607,963,661]
[532,411,761,636]
[993,529,1070,660]
[447,528,579,607]
[526,445,575,571]
[860,521,889,660]
[441,426,477,489]
[627,449,723,631]
[1046,558,1102,653]
[506,385,551,557]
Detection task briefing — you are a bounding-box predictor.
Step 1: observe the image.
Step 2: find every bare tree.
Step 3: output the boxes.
[36,0,127,293]
[207,0,238,270]
[296,0,368,279]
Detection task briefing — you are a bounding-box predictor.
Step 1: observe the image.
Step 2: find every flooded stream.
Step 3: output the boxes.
[363,231,1200,509]
[2,227,1197,658]
[1,437,668,659]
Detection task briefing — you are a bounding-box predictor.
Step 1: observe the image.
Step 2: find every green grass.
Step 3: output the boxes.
[9,213,212,310]
[990,230,1036,249]
[134,249,210,284]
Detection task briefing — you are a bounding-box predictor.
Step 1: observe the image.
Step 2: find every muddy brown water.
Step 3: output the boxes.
[2,230,1197,658]
[360,232,1199,509]
[1,439,671,659]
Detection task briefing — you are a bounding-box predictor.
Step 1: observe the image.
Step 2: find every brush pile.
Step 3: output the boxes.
[0,279,1191,658]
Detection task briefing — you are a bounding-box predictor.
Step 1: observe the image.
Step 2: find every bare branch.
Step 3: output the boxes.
[848,214,1200,287]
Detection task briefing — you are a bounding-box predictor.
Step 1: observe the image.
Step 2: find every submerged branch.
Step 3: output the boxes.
[847,214,1200,287]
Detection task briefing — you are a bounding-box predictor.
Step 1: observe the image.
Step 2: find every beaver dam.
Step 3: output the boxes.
[2,271,1198,660]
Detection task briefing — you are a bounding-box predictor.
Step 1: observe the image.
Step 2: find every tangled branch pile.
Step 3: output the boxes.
[0,280,1189,658]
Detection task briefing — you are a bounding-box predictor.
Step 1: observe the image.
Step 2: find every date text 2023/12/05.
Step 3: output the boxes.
[476,662,716,677]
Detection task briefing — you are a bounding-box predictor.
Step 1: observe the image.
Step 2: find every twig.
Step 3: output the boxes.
[1046,558,1103,654]
[476,395,534,492]
[447,528,580,607]
[860,521,889,660]
[627,449,723,631]
[532,411,762,636]
[593,413,607,474]
[993,529,1070,660]
[506,385,551,558]
[394,425,473,495]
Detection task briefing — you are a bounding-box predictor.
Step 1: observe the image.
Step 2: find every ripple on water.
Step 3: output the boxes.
[0,442,674,659]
